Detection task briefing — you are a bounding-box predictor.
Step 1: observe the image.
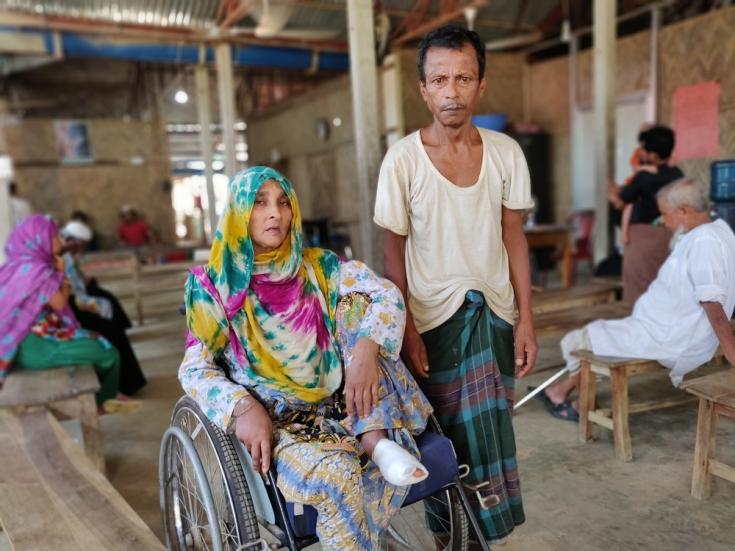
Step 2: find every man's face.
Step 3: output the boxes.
[419,43,485,128]
[657,198,688,233]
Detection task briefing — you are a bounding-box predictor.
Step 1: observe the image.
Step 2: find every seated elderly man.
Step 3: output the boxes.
[538,177,735,421]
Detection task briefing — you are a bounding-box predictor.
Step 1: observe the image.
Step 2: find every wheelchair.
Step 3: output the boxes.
[159,395,494,550]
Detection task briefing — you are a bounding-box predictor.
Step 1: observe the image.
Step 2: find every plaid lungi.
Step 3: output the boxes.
[420,290,525,541]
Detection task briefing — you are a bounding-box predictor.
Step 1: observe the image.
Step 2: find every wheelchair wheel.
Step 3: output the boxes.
[161,396,261,550]
[384,487,469,550]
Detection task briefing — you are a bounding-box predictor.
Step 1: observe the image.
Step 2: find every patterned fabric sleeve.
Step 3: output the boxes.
[178,340,252,432]
[338,260,406,361]
[63,253,113,319]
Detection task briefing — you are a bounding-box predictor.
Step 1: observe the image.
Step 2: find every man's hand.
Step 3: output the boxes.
[702,301,735,370]
[344,338,381,418]
[514,319,538,378]
[402,326,430,379]
[234,401,273,475]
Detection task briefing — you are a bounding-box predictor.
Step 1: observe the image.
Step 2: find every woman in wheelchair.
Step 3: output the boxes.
[179,166,434,550]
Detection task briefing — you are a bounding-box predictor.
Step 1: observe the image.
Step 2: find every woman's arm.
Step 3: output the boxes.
[48,279,71,312]
[338,259,407,417]
[63,253,113,319]
[178,341,253,431]
[339,259,407,361]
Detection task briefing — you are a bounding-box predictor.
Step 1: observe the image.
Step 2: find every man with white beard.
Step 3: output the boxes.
[535,177,735,421]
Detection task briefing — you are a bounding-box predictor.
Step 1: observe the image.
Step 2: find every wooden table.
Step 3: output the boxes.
[681,370,735,500]
[525,224,573,288]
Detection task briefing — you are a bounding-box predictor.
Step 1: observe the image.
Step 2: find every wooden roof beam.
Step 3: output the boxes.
[0,9,201,43]
[219,0,256,32]
[288,0,532,32]
[393,0,489,46]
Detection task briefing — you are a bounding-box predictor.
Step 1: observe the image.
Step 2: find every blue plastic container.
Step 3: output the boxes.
[710,160,735,201]
[713,201,735,232]
[472,113,508,132]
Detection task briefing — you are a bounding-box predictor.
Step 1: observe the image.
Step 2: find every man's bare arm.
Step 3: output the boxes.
[501,207,538,377]
[383,230,429,378]
[702,301,735,366]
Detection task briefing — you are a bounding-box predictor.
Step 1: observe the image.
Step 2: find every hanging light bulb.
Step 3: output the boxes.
[560,0,571,43]
[560,19,571,43]
[174,90,189,104]
[463,6,478,30]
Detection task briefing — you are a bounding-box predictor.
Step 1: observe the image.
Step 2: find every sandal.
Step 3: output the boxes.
[528,386,579,422]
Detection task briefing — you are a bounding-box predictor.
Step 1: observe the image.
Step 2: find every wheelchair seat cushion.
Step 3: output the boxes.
[404,431,459,506]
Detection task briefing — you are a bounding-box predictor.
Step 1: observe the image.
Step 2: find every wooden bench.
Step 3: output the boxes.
[534,301,630,338]
[681,370,735,500]
[81,252,196,326]
[0,366,104,472]
[0,409,164,550]
[531,280,621,316]
[573,350,700,462]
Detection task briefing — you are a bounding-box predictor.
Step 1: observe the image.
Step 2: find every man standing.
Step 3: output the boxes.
[374,24,537,544]
[608,125,683,303]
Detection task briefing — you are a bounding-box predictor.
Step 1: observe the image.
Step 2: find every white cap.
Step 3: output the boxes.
[61,220,93,242]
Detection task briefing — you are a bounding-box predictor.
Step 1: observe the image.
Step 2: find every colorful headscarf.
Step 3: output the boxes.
[185,166,342,403]
[0,215,79,380]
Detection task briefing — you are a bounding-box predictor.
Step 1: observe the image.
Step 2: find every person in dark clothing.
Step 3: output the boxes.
[608,125,684,302]
[60,221,147,396]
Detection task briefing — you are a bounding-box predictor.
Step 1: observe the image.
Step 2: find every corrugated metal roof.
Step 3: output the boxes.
[0,1,666,46]
[0,0,221,28]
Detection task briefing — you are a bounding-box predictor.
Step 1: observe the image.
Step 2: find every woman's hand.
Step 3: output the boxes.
[48,279,71,311]
[344,338,381,418]
[234,400,273,475]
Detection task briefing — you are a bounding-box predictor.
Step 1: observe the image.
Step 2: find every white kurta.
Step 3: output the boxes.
[587,219,735,386]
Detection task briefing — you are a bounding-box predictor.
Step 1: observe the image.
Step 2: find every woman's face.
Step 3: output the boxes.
[248,179,293,255]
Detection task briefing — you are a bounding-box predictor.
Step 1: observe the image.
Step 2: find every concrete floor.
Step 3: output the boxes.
[99,312,735,551]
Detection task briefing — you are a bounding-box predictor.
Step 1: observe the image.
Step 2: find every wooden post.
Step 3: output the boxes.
[645,6,660,122]
[0,179,10,263]
[196,60,218,241]
[132,254,143,326]
[691,398,717,500]
[347,0,383,270]
[592,0,616,263]
[578,360,596,442]
[610,366,632,462]
[0,99,12,263]
[216,42,238,180]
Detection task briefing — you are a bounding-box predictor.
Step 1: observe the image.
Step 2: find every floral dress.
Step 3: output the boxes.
[179,260,432,550]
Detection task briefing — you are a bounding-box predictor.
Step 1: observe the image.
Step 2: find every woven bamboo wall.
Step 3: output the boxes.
[528,56,571,223]
[576,32,651,106]
[529,5,735,221]
[5,118,175,247]
[659,6,735,183]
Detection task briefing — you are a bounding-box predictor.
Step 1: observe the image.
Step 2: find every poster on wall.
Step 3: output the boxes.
[55,120,93,164]
[671,81,720,162]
